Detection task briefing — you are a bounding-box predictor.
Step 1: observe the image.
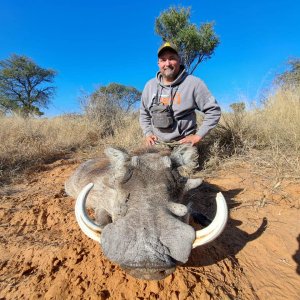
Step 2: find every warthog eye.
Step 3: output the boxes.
[125,193,130,203]
[120,169,133,184]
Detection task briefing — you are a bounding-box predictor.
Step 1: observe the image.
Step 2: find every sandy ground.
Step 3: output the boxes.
[0,156,299,300]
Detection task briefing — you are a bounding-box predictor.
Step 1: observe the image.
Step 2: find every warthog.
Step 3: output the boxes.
[65,145,228,280]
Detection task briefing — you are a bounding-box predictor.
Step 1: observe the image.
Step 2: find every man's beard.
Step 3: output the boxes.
[162,68,177,81]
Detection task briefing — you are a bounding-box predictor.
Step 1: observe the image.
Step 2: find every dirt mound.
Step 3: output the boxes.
[0,158,299,299]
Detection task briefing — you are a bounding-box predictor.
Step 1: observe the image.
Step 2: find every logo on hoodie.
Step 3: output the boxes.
[160,93,181,106]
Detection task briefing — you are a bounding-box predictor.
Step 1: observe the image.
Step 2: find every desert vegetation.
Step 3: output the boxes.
[205,85,300,179]
[0,83,299,186]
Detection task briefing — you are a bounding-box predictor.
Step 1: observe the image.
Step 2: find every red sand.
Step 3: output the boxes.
[1,158,299,299]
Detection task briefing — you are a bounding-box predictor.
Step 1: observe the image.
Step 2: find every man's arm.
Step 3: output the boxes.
[194,80,221,139]
[139,83,158,146]
[139,84,153,135]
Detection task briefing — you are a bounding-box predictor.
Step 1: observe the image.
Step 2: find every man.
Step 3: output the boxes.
[139,42,221,173]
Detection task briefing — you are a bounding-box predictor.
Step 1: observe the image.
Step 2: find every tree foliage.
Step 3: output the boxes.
[97,83,141,112]
[0,54,56,116]
[155,6,220,74]
[276,58,300,88]
[81,83,141,136]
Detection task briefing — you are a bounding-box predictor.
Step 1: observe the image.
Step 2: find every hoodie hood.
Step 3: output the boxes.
[156,66,188,88]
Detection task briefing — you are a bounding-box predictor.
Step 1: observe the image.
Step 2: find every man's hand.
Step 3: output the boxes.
[179,134,202,146]
[145,135,158,146]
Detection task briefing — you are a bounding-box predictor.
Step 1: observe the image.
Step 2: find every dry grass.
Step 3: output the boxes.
[202,86,300,179]
[0,86,299,185]
[105,113,144,148]
[78,113,144,159]
[0,111,145,184]
[248,87,300,179]
[0,115,103,184]
[254,87,300,150]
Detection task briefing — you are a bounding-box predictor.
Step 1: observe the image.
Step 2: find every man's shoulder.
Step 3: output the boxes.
[144,78,157,89]
[185,74,204,84]
[182,74,208,90]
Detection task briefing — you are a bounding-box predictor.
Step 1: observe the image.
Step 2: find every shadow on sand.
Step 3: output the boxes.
[184,181,268,267]
[292,234,300,275]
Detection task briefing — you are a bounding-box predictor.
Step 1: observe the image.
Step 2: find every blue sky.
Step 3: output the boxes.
[0,0,299,116]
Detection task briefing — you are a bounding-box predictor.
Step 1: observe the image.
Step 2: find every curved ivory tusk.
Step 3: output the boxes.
[75,183,102,242]
[192,192,228,248]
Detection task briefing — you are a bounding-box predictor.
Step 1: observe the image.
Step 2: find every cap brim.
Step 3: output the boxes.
[158,46,178,57]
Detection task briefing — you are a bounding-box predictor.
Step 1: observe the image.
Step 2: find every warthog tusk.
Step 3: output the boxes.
[75,183,102,242]
[192,192,228,248]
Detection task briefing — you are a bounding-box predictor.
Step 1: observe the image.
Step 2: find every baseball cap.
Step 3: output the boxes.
[157,42,179,57]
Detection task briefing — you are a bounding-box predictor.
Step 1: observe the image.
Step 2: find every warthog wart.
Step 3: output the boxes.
[65,145,228,280]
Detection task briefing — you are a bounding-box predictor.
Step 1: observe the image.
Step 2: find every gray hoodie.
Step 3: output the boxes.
[139,67,221,142]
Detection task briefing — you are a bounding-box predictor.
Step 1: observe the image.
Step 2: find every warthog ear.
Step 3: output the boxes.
[170,144,198,174]
[162,156,172,168]
[105,147,130,181]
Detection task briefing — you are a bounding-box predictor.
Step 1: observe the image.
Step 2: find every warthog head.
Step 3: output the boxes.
[65,145,228,280]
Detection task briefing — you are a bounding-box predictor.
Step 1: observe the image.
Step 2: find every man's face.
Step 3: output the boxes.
[158,50,181,82]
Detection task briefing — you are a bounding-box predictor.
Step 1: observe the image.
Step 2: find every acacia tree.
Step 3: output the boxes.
[97,83,141,112]
[83,83,141,116]
[155,6,220,74]
[82,83,141,136]
[276,58,300,88]
[0,54,56,116]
